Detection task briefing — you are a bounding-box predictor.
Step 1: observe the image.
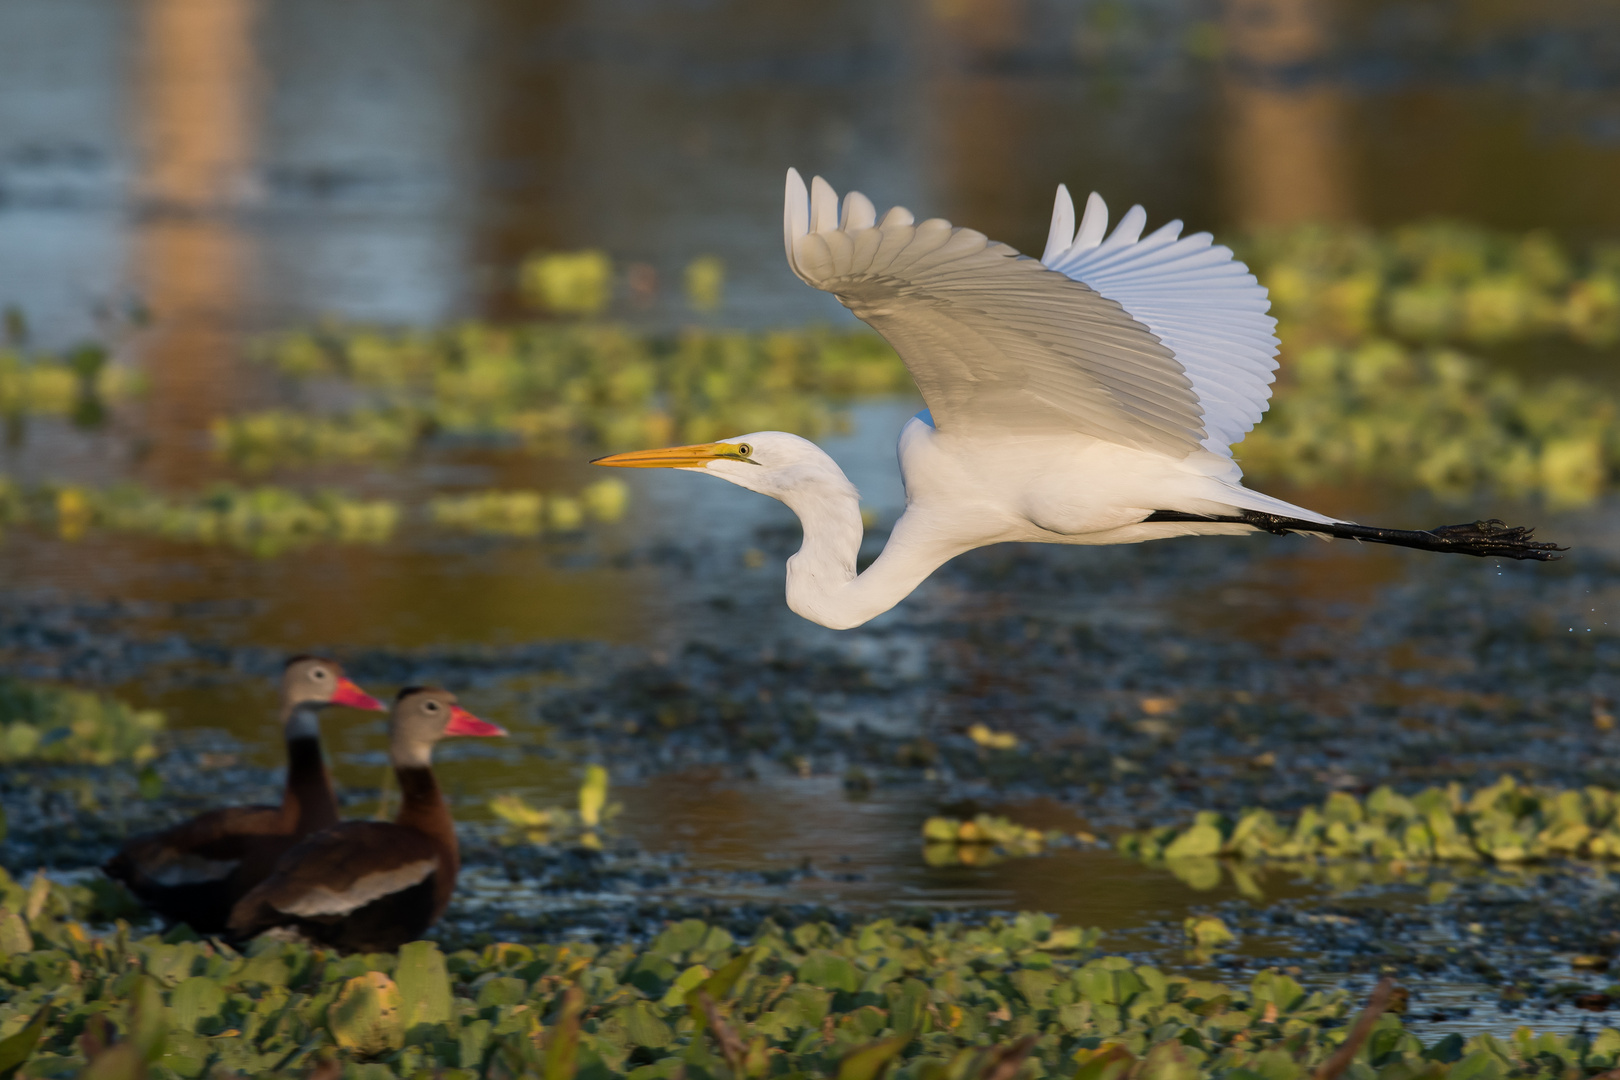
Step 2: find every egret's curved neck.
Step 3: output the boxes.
[780,475,950,631]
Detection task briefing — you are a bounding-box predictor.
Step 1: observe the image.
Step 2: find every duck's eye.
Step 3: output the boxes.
[425,700,440,712]
[735,443,752,457]
[312,669,328,679]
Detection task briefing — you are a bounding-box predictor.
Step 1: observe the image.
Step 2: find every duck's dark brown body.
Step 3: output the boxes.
[104,735,339,934]
[228,767,461,952]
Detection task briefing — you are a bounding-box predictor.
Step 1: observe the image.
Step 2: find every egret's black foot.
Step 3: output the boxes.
[1424,519,1566,561]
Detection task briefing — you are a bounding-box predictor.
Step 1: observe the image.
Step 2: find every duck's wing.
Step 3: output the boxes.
[105,805,284,889]
[1039,185,1279,456]
[228,822,439,933]
[785,169,1204,458]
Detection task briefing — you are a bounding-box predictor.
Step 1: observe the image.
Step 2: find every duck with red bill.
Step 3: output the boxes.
[104,655,386,934]
[229,686,507,952]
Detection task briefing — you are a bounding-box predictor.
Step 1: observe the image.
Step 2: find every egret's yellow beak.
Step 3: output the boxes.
[591,441,757,468]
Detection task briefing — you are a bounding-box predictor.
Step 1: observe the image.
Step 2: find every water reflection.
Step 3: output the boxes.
[3,1,1620,349]
[1221,0,1352,227]
[129,0,262,482]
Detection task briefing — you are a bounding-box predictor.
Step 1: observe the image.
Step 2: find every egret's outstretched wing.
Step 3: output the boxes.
[1041,186,1279,457]
[784,169,1205,458]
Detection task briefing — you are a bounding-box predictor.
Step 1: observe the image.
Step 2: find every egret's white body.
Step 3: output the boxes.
[596,170,1558,628]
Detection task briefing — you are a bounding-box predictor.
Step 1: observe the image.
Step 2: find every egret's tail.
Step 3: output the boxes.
[1217,485,1339,527]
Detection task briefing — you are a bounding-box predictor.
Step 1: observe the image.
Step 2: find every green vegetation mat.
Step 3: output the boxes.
[0,681,161,766]
[219,324,909,468]
[0,478,629,556]
[919,816,1089,868]
[1245,222,1620,348]
[5,867,1619,1080]
[1120,777,1620,868]
[1236,222,1620,506]
[207,222,1620,506]
[0,342,141,426]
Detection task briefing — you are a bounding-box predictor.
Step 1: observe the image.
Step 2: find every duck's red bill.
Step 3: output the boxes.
[445,706,507,738]
[332,678,386,712]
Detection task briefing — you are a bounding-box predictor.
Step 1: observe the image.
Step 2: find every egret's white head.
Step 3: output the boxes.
[592,431,857,506]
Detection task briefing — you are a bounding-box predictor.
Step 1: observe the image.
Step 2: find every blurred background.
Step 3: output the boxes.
[7,0,1620,343]
[6,0,1620,987]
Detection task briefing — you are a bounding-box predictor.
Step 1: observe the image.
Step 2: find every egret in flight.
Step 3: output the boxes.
[596,170,1561,629]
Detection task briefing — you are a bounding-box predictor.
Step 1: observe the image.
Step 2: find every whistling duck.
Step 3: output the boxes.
[103,655,384,933]
[227,686,506,952]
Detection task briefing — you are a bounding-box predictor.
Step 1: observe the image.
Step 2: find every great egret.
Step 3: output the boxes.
[596,169,1562,630]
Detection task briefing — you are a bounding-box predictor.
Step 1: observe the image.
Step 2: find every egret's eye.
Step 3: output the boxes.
[735,443,752,457]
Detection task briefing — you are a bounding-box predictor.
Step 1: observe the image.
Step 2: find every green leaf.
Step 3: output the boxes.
[836,1033,912,1080]
[659,964,710,1007]
[1245,1048,1304,1080]
[1073,1044,1135,1080]
[701,946,756,1002]
[0,912,29,957]
[1010,968,1057,1009]
[459,1017,494,1070]
[798,950,859,993]
[1182,916,1236,948]
[1162,823,1222,859]
[545,986,584,1080]
[0,1004,49,1080]
[328,971,404,1057]
[622,1002,672,1049]
[1163,857,1222,891]
[477,976,527,1010]
[890,978,930,1034]
[156,1028,211,1079]
[168,976,226,1033]
[396,940,454,1028]
[236,952,290,988]
[125,973,169,1061]
[1138,1040,1201,1080]
[649,919,707,959]
[579,764,609,828]
[1250,970,1306,1013]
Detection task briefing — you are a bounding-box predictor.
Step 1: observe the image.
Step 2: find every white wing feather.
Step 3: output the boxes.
[1042,188,1280,457]
[784,169,1206,458]
[275,858,437,918]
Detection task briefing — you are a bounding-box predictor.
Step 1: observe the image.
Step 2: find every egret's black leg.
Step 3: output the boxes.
[1144,510,1566,561]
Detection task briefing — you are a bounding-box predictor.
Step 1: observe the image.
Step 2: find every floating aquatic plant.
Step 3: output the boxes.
[1239,340,1620,506]
[9,868,1605,1080]
[428,480,628,537]
[0,680,163,765]
[200,223,1620,504]
[0,476,629,555]
[920,814,1086,867]
[210,408,420,471]
[222,323,910,466]
[1121,776,1620,868]
[521,250,615,316]
[0,345,142,424]
[488,766,621,847]
[1243,221,1620,347]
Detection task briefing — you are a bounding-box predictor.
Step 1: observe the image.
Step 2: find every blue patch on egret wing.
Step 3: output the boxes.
[914,409,935,428]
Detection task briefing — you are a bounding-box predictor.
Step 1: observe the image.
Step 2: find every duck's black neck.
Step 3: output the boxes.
[394,764,459,915]
[396,766,442,813]
[283,719,337,832]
